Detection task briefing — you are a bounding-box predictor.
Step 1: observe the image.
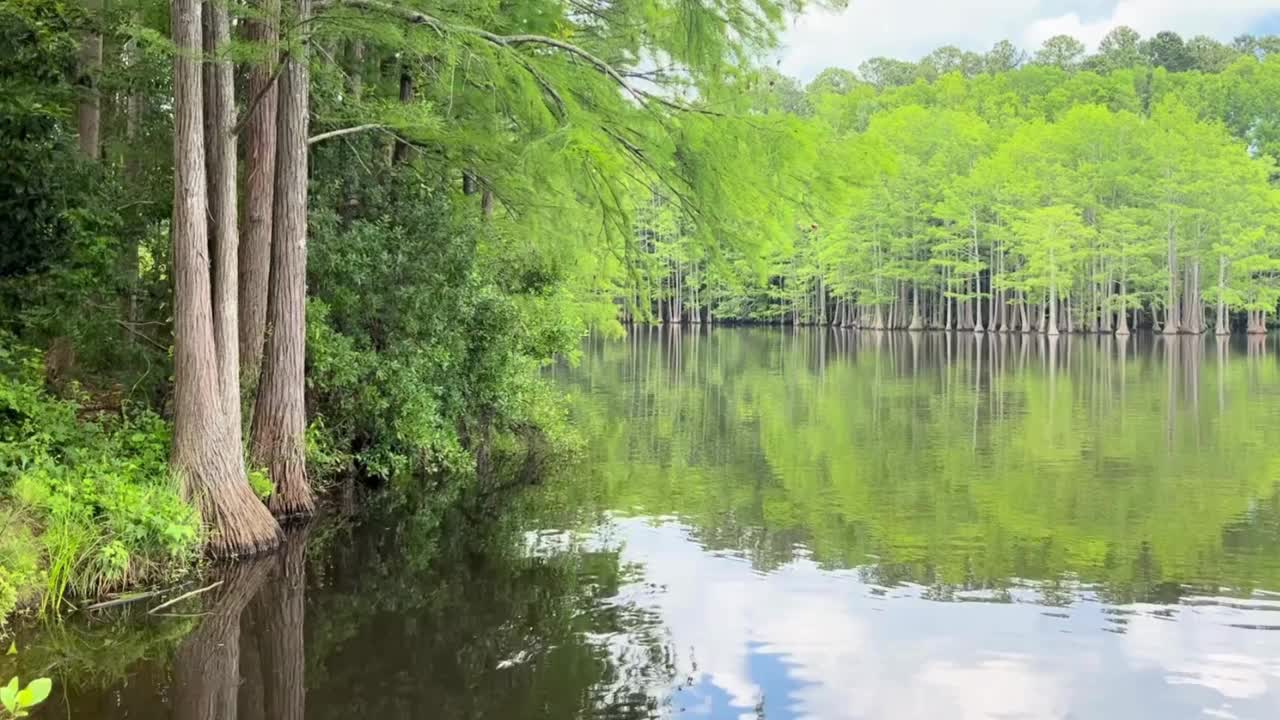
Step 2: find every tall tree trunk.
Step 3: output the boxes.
[1162,217,1180,335]
[78,0,103,160]
[1115,279,1131,335]
[251,0,316,518]
[121,20,145,330]
[1047,284,1060,337]
[1216,256,1229,336]
[908,282,923,330]
[239,0,281,392]
[392,67,413,164]
[341,40,365,221]
[204,0,244,452]
[171,0,281,557]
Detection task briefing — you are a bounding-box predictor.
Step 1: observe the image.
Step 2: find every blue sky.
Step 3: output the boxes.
[777,0,1280,80]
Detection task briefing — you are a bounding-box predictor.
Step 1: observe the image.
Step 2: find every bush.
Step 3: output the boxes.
[0,341,201,620]
[305,172,584,504]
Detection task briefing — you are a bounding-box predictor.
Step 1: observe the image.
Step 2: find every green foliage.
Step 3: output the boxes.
[246,467,274,502]
[0,676,50,718]
[0,0,82,281]
[0,341,200,618]
[619,39,1280,331]
[304,171,584,501]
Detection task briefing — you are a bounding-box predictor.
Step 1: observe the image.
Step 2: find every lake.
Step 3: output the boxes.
[18,328,1280,719]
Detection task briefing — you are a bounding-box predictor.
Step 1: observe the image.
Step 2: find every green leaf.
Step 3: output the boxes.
[1,677,18,713]
[5,642,14,656]
[22,678,50,706]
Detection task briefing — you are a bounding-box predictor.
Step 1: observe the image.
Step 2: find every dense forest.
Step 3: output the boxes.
[623,30,1280,334]
[1,0,1278,623]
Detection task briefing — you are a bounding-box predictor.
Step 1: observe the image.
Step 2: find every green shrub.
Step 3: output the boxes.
[0,341,201,619]
[305,173,586,504]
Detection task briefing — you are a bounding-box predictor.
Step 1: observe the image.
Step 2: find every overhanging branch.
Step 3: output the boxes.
[312,0,719,117]
[308,123,385,145]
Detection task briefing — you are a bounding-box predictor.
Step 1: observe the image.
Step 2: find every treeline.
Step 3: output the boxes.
[622,29,1280,335]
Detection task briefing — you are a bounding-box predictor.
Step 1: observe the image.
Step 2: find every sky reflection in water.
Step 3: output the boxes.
[539,328,1280,719]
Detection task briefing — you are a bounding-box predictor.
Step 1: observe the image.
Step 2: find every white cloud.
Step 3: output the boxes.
[776,0,1280,81]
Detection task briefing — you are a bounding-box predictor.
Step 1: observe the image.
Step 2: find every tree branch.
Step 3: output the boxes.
[313,0,719,116]
[308,123,385,145]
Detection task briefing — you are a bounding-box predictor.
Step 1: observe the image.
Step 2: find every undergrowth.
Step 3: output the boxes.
[0,341,201,625]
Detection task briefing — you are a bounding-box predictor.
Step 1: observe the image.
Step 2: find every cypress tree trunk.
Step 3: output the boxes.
[1047,284,1060,336]
[77,0,102,159]
[392,67,413,164]
[171,0,281,557]
[1162,219,1180,335]
[120,17,145,332]
[239,0,281,390]
[908,282,923,330]
[204,0,244,452]
[251,0,316,519]
[1115,279,1131,336]
[1216,256,1229,336]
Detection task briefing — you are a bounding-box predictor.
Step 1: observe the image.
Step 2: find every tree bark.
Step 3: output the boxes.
[392,67,413,164]
[239,0,281,391]
[121,21,144,331]
[1115,279,1131,335]
[908,282,923,330]
[204,0,244,452]
[171,0,282,557]
[1162,217,1180,335]
[1046,285,1060,337]
[77,0,103,160]
[251,0,316,518]
[1216,256,1229,336]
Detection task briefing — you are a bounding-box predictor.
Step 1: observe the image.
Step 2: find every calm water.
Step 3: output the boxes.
[16,328,1280,719]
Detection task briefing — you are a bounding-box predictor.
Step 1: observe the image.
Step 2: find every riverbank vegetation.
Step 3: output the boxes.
[0,0,832,621]
[2,0,1279,625]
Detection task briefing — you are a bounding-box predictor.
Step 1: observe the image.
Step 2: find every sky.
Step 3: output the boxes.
[776,0,1280,81]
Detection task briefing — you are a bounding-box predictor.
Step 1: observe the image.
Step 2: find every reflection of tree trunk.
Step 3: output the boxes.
[174,559,272,720]
[248,527,310,720]
[237,590,266,720]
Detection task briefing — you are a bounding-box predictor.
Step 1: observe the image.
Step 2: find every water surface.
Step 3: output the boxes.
[19,328,1280,720]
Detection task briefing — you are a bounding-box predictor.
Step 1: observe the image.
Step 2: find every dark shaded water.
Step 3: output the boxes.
[13,329,1280,719]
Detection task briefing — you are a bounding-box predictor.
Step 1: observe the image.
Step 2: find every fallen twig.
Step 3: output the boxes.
[147,581,223,614]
